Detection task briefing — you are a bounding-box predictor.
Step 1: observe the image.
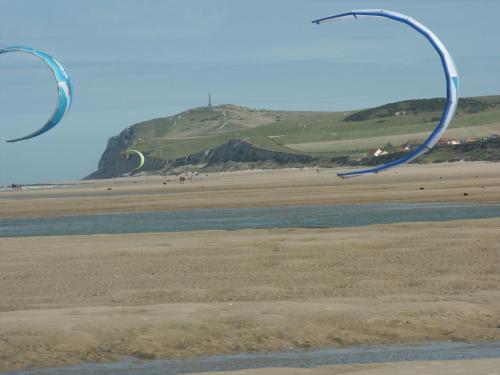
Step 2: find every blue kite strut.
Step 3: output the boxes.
[313,10,459,178]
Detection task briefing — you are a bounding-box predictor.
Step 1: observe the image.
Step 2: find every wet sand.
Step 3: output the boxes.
[193,358,500,374]
[2,162,500,219]
[1,219,499,371]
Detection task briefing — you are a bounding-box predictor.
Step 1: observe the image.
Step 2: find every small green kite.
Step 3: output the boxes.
[125,149,145,171]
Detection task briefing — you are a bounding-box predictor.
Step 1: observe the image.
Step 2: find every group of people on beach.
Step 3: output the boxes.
[179,172,198,184]
[11,183,23,191]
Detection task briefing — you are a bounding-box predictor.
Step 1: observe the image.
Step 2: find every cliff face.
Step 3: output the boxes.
[86,127,165,179]
[169,139,315,168]
[86,137,315,179]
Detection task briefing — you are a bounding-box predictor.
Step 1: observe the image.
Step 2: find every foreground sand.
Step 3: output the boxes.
[193,358,500,374]
[1,219,499,371]
[2,162,500,219]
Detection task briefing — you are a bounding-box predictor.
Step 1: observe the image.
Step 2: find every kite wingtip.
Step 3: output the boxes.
[6,135,30,143]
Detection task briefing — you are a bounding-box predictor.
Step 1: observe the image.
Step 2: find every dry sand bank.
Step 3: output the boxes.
[193,358,500,374]
[1,219,499,371]
[1,162,500,219]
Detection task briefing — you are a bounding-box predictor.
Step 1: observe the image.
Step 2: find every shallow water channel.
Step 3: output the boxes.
[10,341,500,375]
[2,202,500,237]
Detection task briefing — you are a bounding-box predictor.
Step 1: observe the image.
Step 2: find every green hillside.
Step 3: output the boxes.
[126,95,500,161]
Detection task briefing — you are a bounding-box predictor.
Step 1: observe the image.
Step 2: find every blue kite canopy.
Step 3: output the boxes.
[313,9,459,178]
[0,46,73,143]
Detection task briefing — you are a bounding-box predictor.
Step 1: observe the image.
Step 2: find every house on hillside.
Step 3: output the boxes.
[373,149,389,157]
[438,138,461,145]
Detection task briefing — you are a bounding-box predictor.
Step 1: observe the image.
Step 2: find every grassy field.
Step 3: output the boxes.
[287,122,500,154]
[128,96,500,160]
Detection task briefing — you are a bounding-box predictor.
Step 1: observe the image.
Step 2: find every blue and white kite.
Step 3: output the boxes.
[313,10,459,178]
[0,46,73,143]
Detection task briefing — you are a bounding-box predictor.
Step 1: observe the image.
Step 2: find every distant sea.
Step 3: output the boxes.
[0,183,71,192]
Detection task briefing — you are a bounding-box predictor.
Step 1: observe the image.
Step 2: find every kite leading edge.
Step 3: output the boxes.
[1,46,73,143]
[313,10,459,178]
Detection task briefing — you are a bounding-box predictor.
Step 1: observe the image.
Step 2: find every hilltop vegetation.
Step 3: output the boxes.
[344,97,500,122]
[87,95,500,178]
[134,105,284,139]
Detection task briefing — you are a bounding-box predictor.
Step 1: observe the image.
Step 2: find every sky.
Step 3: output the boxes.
[1,0,499,185]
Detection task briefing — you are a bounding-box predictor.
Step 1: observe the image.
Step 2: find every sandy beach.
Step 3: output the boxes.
[2,162,500,219]
[1,162,500,372]
[1,216,500,372]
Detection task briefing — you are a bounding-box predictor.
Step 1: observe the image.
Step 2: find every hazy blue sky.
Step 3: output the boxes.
[1,0,499,185]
